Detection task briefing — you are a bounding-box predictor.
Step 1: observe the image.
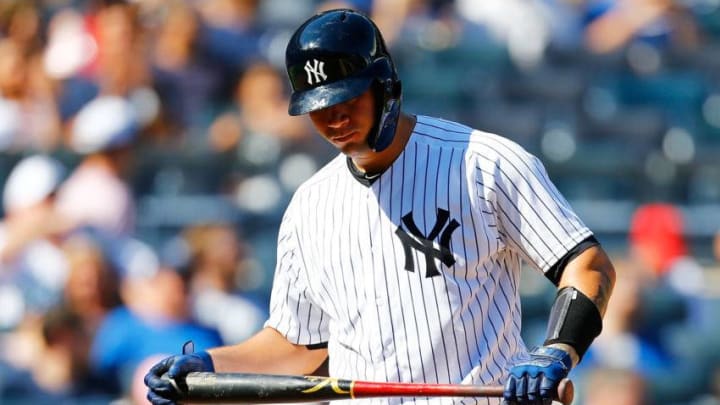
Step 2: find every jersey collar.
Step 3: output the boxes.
[346,157,381,186]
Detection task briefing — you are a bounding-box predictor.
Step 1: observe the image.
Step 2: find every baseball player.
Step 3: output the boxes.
[145,9,615,405]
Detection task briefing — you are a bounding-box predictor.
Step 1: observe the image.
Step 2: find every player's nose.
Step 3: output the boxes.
[325,106,350,129]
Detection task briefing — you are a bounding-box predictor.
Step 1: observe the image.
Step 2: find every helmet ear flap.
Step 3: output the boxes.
[378,71,401,100]
[390,80,401,99]
[368,76,402,152]
[371,57,401,152]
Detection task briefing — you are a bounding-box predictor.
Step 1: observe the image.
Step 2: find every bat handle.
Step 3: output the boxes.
[159,341,196,393]
[557,378,574,405]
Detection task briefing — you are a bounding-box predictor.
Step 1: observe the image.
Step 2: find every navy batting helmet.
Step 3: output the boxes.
[285,9,402,152]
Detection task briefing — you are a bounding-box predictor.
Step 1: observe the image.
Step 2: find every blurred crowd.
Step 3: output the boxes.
[0,0,719,404]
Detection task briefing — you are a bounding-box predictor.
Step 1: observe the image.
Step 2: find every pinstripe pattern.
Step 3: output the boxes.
[265,115,592,404]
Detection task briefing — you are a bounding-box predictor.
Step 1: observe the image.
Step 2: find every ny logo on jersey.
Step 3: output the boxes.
[395,209,459,278]
[304,59,328,85]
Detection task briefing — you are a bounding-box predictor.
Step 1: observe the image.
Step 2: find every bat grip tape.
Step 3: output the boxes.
[544,287,602,360]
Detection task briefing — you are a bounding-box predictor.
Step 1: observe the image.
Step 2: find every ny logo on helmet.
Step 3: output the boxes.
[304,59,328,85]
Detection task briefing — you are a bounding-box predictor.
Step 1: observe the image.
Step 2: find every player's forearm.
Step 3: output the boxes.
[544,245,615,366]
[558,245,616,317]
[208,327,328,375]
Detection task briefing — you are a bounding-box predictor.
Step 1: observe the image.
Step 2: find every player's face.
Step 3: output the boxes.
[308,88,376,156]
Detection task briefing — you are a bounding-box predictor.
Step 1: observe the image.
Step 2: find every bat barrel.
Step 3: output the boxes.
[180,372,355,403]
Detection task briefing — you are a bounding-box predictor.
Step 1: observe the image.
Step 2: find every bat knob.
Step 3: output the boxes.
[161,372,186,393]
[557,378,574,405]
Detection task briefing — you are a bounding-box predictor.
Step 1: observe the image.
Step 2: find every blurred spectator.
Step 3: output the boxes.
[367,0,414,46]
[181,223,268,344]
[455,0,551,68]
[626,203,720,402]
[42,7,96,81]
[0,1,42,51]
[61,233,121,333]
[55,95,139,235]
[89,251,222,396]
[629,203,705,298]
[208,61,315,153]
[43,7,100,121]
[582,0,701,54]
[0,39,63,151]
[1,304,115,402]
[32,304,113,401]
[86,1,162,137]
[313,0,412,47]
[208,60,332,214]
[582,367,647,405]
[0,316,55,402]
[150,0,229,141]
[0,155,69,331]
[0,160,65,402]
[626,203,720,346]
[87,2,149,94]
[396,0,491,53]
[192,0,265,69]
[46,1,155,131]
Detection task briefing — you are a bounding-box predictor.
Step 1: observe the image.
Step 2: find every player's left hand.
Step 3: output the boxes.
[144,341,214,405]
[503,346,572,405]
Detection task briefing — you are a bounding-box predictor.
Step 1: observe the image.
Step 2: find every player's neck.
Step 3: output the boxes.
[350,112,415,175]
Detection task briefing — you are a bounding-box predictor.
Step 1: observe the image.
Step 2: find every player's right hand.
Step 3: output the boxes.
[503,346,572,405]
[144,351,214,405]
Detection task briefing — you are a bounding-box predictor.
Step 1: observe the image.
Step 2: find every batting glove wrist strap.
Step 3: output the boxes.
[544,286,602,360]
[527,346,573,371]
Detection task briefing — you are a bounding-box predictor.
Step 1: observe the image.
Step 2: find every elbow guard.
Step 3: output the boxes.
[544,287,603,360]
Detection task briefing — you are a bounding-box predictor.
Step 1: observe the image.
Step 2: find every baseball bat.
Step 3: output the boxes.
[166,372,574,404]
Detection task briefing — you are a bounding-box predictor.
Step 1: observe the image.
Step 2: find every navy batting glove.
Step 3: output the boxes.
[504,346,572,405]
[144,351,214,405]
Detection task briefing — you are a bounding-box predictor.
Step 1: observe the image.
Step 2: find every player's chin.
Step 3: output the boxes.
[324,137,361,154]
[341,142,375,157]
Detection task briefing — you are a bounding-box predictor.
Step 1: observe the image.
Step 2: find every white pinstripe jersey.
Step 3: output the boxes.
[265,115,593,404]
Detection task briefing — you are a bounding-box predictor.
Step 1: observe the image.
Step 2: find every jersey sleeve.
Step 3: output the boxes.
[485,139,593,273]
[264,201,330,345]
